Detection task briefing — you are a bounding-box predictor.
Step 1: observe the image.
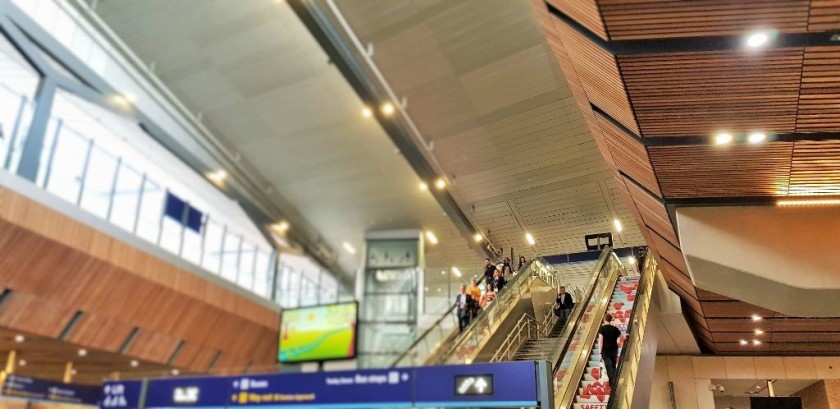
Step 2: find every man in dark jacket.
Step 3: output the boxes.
[554,286,574,323]
[455,284,473,332]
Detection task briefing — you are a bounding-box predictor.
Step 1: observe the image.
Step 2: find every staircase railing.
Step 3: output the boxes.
[607,252,656,409]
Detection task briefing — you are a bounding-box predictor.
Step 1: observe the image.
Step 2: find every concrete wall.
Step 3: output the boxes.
[650,356,840,409]
[794,379,840,409]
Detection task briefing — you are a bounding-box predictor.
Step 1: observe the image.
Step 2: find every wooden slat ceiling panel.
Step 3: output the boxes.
[619,49,804,138]
[546,0,608,39]
[701,301,777,318]
[797,47,840,132]
[808,0,840,31]
[596,113,661,196]
[647,229,687,274]
[171,343,218,373]
[790,140,840,195]
[65,313,135,352]
[555,21,640,134]
[598,0,810,40]
[622,177,678,245]
[659,256,699,301]
[697,288,735,302]
[648,143,794,198]
[124,329,180,363]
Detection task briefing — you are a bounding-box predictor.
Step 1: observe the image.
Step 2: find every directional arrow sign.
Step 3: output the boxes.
[454,375,493,396]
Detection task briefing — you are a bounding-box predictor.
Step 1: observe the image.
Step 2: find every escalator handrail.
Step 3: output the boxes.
[607,251,653,409]
[389,256,532,367]
[547,247,614,375]
[433,257,554,364]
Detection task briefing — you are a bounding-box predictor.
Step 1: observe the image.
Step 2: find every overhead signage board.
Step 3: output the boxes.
[2,375,100,405]
[228,368,413,408]
[414,361,539,407]
[146,376,231,409]
[100,380,144,409]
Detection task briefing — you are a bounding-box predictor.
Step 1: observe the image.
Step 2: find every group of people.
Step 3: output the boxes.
[454,256,529,332]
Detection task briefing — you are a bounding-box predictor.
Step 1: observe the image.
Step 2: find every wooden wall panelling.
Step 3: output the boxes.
[555,20,640,135]
[170,343,218,372]
[595,113,661,196]
[648,143,795,198]
[208,352,248,375]
[546,0,608,40]
[696,288,734,302]
[789,140,840,195]
[65,313,136,352]
[622,177,680,245]
[798,47,840,132]
[700,301,777,318]
[618,49,804,138]
[808,1,840,31]
[597,0,810,40]
[123,329,181,363]
[659,257,699,302]
[772,332,840,343]
[0,293,76,338]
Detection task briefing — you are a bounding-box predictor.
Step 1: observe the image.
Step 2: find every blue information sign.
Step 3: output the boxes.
[146,376,231,409]
[227,368,413,408]
[3,375,100,405]
[100,380,144,409]
[414,361,539,408]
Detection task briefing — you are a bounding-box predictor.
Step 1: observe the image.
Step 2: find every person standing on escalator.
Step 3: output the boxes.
[598,313,622,389]
[482,258,496,286]
[554,286,574,324]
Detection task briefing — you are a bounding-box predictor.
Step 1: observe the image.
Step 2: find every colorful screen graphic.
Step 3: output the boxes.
[278,302,358,363]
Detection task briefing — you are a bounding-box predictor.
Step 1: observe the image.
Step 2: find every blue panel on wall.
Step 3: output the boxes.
[146,376,231,409]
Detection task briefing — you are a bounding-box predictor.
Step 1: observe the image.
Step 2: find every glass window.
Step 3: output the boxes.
[109,163,142,232]
[221,232,241,282]
[253,251,270,298]
[238,243,256,290]
[41,122,86,203]
[0,32,39,172]
[79,144,118,218]
[201,221,224,274]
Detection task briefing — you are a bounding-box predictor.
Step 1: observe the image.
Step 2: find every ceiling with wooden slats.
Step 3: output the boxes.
[534,0,840,355]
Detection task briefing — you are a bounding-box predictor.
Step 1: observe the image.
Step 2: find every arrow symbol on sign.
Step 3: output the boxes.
[474,378,488,393]
[457,377,475,394]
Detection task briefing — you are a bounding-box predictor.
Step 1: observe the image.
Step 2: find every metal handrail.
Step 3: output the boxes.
[490,313,540,362]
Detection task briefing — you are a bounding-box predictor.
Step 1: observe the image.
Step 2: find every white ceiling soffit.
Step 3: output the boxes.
[651,270,700,355]
[331,0,645,257]
[92,0,485,275]
[677,206,840,317]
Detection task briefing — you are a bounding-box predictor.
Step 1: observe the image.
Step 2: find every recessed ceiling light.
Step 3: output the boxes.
[361,106,373,118]
[436,288,441,292]
[419,182,428,191]
[714,132,733,145]
[748,132,766,144]
[77,349,87,357]
[752,339,762,346]
[746,31,770,48]
[342,242,357,255]
[123,92,138,103]
[71,369,78,375]
[434,178,446,190]
[473,233,483,242]
[525,233,535,246]
[754,329,764,335]
[130,360,139,368]
[271,221,290,233]
[751,314,762,322]
[739,339,748,346]
[424,287,428,292]
[440,270,446,275]
[171,369,180,376]
[381,102,395,116]
[777,198,840,207]
[628,256,636,265]
[425,231,438,245]
[17,360,25,367]
[206,169,228,185]
[14,335,24,343]
[451,267,462,277]
[613,219,623,232]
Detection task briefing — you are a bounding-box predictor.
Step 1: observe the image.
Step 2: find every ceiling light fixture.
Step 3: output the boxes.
[71,369,77,376]
[14,335,24,343]
[381,102,395,116]
[361,106,373,118]
[206,169,227,184]
[425,231,438,245]
[777,198,840,207]
[271,221,290,233]
[434,178,446,190]
[17,360,25,367]
[451,267,462,277]
[440,270,446,275]
[752,339,762,346]
[77,349,87,357]
[613,219,623,232]
[628,256,636,265]
[714,132,733,145]
[473,233,483,242]
[130,360,139,368]
[746,31,770,48]
[171,369,180,376]
[342,242,357,255]
[754,329,764,335]
[739,339,748,346]
[751,314,763,322]
[123,92,138,104]
[419,182,428,191]
[525,233,535,246]
[748,132,767,144]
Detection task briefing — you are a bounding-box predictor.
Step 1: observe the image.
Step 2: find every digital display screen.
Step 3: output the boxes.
[454,375,494,396]
[278,302,358,363]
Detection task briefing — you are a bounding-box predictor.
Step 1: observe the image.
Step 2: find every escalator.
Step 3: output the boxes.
[391,256,583,367]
